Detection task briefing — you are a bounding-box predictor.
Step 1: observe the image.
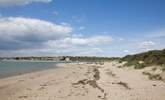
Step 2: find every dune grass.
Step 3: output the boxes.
[120,49,165,70]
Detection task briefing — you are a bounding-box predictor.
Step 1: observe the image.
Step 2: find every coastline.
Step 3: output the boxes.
[0,61,165,100]
[0,61,67,79]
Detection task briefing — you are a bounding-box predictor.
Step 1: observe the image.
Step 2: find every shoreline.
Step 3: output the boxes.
[0,61,68,79]
[0,61,165,100]
[0,63,66,80]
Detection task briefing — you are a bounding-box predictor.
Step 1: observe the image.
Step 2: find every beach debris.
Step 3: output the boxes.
[72,67,107,100]
[18,95,28,98]
[142,72,163,81]
[112,81,131,90]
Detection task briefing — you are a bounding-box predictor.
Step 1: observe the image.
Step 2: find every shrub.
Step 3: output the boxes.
[118,60,122,63]
[121,49,165,69]
[134,63,146,69]
[142,72,162,81]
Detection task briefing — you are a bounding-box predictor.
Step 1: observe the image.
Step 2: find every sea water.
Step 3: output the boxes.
[0,60,64,78]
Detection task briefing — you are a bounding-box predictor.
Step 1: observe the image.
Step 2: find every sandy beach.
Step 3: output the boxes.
[0,61,165,100]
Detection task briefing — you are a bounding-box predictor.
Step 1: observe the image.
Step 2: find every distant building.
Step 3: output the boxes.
[65,57,70,62]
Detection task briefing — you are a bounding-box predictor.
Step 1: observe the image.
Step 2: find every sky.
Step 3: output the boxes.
[0,0,165,57]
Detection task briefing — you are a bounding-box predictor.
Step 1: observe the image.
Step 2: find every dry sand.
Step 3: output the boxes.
[0,61,165,100]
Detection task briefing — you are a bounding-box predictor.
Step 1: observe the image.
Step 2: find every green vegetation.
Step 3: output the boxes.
[67,56,119,62]
[142,72,162,80]
[123,61,146,69]
[3,56,118,62]
[121,49,165,69]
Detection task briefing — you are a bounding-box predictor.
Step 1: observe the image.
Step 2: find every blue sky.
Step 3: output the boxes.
[0,0,165,57]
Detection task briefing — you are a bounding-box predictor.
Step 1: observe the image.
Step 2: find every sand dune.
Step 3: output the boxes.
[0,61,165,100]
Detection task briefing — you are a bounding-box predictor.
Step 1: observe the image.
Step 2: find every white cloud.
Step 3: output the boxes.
[93,48,103,53]
[72,14,86,23]
[72,34,83,38]
[46,35,113,48]
[0,47,105,57]
[0,17,115,56]
[79,26,85,30]
[77,48,104,56]
[138,41,156,51]
[60,22,71,26]
[139,41,156,47]
[0,17,73,50]
[0,0,52,6]
[36,35,113,56]
[52,11,59,16]
[0,17,72,39]
[118,37,124,41]
[123,50,130,53]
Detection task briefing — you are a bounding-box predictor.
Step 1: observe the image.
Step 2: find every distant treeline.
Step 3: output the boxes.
[0,56,119,62]
[1,49,165,64]
[14,57,62,61]
[66,56,119,62]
